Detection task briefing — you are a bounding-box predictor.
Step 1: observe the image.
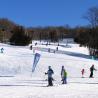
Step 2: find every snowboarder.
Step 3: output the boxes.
[89,64,97,78]
[45,66,54,86]
[81,69,85,78]
[61,66,67,84]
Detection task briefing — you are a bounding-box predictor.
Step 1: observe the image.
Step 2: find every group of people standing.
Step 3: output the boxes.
[45,64,97,86]
[45,66,67,86]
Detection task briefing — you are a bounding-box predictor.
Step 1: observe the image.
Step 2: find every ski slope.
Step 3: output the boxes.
[0,41,98,98]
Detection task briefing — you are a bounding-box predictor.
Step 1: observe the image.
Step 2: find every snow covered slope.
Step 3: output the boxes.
[0,42,98,98]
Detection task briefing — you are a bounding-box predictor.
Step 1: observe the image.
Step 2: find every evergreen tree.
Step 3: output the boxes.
[10,26,32,46]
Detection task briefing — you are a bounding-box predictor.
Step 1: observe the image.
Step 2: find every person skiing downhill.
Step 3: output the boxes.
[45,66,54,86]
[89,64,97,78]
[61,66,67,84]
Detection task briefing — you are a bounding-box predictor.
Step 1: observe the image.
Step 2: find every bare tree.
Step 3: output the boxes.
[82,6,98,57]
[84,6,98,28]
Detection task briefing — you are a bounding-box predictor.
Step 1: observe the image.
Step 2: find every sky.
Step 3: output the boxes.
[0,0,98,27]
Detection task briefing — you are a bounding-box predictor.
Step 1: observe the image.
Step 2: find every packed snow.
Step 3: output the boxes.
[0,40,98,98]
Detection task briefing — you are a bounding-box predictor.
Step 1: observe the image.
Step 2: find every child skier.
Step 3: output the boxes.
[81,69,85,78]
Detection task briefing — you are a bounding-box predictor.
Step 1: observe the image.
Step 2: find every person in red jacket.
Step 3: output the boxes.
[81,69,85,78]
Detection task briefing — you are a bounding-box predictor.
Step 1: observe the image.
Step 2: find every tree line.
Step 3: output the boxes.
[0,18,76,45]
[75,6,98,57]
[0,6,98,57]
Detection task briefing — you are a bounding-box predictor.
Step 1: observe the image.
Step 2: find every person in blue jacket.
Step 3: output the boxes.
[0,48,4,53]
[45,66,54,86]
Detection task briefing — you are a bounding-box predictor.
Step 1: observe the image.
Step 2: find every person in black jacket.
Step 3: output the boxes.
[89,64,97,78]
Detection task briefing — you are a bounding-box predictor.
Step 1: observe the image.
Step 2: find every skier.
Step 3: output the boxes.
[61,66,67,84]
[81,69,85,78]
[0,48,4,53]
[89,64,97,78]
[45,66,54,86]
[30,45,32,50]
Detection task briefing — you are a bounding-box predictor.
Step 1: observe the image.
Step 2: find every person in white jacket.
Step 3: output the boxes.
[61,66,67,84]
